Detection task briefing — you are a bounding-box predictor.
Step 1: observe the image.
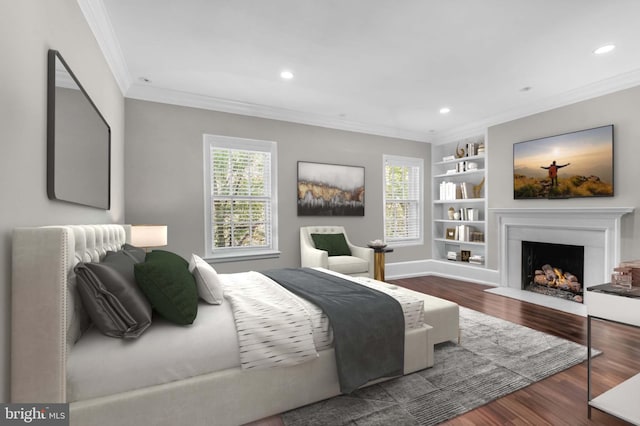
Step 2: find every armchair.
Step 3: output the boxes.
[300,226,374,278]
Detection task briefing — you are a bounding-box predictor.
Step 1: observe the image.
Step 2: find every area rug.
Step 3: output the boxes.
[281,306,591,426]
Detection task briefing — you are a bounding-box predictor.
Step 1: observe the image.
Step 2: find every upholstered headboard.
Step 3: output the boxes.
[11,224,130,403]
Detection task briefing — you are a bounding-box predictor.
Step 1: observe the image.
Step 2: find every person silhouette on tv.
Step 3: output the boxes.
[541,160,570,187]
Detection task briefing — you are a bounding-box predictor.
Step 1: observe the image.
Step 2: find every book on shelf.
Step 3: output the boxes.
[438,182,480,202]
[459,182,478,199]
[460,182,468,199]
[469,254,485,265]
[439,181,458,200]
[455,224,470,241]
[466,142,476,157]
[447,251,460,261]
[458,207,478,221]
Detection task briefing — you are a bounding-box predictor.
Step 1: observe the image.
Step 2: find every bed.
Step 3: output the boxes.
[11,224,459,426]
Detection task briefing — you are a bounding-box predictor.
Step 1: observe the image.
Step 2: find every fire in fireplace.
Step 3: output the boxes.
[522,241,585,303]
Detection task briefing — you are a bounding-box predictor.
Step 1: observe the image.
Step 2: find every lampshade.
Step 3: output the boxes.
[131,225,168,248]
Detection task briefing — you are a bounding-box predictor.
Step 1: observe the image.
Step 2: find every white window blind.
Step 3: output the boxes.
[383,155,423,245]
[204,135,278,259]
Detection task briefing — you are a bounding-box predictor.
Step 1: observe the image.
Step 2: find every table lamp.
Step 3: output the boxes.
[131,225,168,251]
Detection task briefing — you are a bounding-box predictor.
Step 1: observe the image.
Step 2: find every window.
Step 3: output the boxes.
[204,135,278,260]
[383,155,423,246]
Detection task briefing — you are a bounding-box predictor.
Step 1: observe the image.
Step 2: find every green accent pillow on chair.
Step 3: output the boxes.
[311,233,352,256]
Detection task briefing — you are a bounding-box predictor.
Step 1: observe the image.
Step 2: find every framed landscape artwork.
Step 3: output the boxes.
[297,161,365,216]
[513,125,614,199]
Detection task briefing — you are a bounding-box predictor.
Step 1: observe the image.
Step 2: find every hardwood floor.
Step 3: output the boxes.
[246,276,640,426]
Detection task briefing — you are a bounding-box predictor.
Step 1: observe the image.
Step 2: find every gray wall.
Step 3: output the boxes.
[124,99,431,273]
[486,85,640,270]
[0,0,125,401]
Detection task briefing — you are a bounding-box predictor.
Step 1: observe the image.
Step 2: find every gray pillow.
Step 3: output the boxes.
[75,251,152,338]
[122,243,147,263]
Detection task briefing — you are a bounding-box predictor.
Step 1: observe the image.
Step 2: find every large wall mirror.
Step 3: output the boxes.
[47,49,111,209]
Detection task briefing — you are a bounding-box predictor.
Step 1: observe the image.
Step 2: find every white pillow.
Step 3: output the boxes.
[188,254,224,304]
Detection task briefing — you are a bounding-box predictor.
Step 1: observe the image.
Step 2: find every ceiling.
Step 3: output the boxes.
[82,0,640,143]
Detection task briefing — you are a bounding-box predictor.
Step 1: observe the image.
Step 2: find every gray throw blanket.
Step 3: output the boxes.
[262,268,405,393]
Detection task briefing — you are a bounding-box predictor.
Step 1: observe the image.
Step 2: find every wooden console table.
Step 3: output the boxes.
[586,284,640,424]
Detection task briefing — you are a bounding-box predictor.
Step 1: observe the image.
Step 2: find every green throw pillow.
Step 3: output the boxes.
[311,233,351,256]
[134,250,198,325]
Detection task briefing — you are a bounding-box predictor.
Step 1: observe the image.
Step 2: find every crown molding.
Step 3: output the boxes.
[81,0,640,145]
[433,68,640,144]
[77,0,131,95]
[137,66,639,146]
[126,83,432,142]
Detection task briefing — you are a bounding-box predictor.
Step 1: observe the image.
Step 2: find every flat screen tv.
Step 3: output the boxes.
[513,125,614,199]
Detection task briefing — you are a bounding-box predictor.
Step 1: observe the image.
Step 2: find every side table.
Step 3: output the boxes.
[368,246,393,281]
[585,283,640,424]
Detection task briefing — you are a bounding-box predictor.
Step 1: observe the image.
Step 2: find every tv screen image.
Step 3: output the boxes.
[513,125,614,199]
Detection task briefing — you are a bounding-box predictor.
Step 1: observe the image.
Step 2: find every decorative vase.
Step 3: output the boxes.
[448,207,455,220]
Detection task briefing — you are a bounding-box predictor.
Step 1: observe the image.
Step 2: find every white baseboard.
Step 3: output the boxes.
[386,259,500,286]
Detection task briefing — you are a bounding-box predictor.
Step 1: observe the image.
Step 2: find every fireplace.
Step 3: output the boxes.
[489,208,632,314]
[521,241,585,303]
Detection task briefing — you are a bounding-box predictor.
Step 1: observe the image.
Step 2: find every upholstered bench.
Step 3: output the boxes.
[407,288,460,344]
[358,277,460,345]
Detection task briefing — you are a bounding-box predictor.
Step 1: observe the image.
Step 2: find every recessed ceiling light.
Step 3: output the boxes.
[593,44,615,55]
[280,70,294,80]
[520,86,532,92]
[439,107,451,114]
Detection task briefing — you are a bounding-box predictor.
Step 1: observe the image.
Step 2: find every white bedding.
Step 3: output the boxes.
[67,300,240,402]
[222,272,320,370]
[67,269,424,402]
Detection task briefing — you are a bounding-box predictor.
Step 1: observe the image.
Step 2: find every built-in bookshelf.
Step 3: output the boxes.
[432,135,487,267]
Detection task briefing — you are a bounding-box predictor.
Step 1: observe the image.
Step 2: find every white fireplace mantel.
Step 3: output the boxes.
[490,207,634,288]
[490,207,634,217]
